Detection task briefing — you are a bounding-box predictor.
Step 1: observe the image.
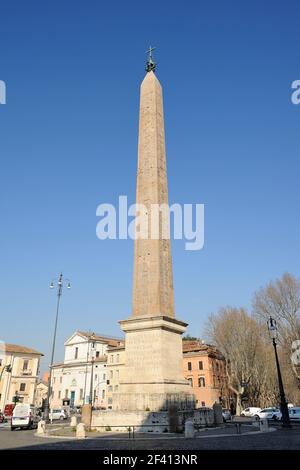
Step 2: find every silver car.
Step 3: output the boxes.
[289,407,300,420]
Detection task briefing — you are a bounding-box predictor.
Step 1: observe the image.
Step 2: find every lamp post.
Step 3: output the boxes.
[44,273,71,422]
[89,342,96,408]
[267,316,291,428]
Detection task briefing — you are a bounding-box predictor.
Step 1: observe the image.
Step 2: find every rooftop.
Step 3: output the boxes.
[182,340,224,359]
[0,343,43,356]
[76,331,124,347]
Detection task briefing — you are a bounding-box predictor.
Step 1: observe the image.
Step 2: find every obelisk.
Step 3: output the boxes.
[116,49,194,412]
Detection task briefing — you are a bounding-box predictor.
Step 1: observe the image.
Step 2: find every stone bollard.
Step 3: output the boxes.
[71,415,77,427]
[76,423,86,439]
[37,420,46,435]
[252,417,260,428]
[185,420,195,438]
[213,402,223,425]
[259,418,269,432]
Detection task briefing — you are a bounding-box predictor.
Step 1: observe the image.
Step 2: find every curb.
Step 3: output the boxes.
[34,427,276,441]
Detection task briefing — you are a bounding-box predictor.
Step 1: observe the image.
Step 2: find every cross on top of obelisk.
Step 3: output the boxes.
[146,46,156,73]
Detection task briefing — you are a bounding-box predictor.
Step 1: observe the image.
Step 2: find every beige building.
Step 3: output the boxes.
[50,331,123,410]
[0,343,43,411]
[34,381,48,409]
[106,344,125,409]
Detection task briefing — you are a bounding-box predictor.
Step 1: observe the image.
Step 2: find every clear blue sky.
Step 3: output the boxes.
[1,0,299,373]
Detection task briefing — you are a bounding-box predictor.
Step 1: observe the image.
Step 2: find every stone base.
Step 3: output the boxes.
[115,315,195,411]
[114,391,195,412]
[91,408,214,433]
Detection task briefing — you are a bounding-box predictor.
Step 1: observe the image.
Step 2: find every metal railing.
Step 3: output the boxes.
[92,424,178,439]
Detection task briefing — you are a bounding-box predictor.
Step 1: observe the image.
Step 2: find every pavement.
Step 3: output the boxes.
[1,422,300,450]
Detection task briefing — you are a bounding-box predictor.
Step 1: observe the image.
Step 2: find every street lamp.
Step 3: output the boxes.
[89,342,96,408]
[44,273,71,422]
[267,316,291,428]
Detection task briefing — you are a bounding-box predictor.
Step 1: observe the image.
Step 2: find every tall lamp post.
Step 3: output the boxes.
[44,273,71,422]
[267,316,291,428]
[89,342,96,408]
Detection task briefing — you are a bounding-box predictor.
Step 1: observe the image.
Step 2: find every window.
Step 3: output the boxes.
[20,383,26,392]
[58,391,61,399]
[103,373,106,380]
[23,360,28,370]
[53,377,56,384]
[201,401,205,407]
[80,389,83,400]
[108,398,113,405]
[116,370,119,380]
[96,351,100,358]
[110,370,113,379]
[116,354,120,362]
[198,377,205,387]
[188,378,193,387]
[110,355,114,363]
[102,390,105,399]
[95,374,98,381]
[188,362,192,371]
[65,389,69,398]
[114,385,118,392]
[60,377,62,384]
[198,361,203,370]
[108,386,113,392]
[75,347,78,359]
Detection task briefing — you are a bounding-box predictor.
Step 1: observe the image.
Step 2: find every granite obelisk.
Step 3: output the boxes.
[116,50,194,412]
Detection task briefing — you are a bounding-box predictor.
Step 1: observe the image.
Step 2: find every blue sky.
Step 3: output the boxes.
[0,0,299,373]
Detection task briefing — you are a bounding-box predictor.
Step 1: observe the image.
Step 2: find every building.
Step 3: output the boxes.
[34,381,48,409]
[0,343,43,411]
[182,340,229,408]
[50,331,123,409]
[106,344,125,409]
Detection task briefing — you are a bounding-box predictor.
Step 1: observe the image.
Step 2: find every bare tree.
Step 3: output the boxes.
[205,307,277,413]
[253,272,300,342]
[253,273,300,401]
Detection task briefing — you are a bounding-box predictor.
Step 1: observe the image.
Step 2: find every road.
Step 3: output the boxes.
[1,423,300,450]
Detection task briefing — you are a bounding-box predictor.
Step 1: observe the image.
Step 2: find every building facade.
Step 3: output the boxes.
[0,343,43,411]
[182,340,229,408]
[34,381,48,409]
[106,344,125,409]
[50,331,123,410]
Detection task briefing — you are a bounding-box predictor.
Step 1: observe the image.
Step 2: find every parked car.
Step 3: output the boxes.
[240,407,261,417]
[0,412,7,423]
[222,408,231,422]
[254,407,282,421]
[289,407,300,420]
[49,409,68,420]
[11,404,39,430]
[4,404,15,419]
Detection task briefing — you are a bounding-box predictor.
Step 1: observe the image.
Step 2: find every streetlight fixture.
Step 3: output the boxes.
[267,316,291,428]
[44,273,71,422]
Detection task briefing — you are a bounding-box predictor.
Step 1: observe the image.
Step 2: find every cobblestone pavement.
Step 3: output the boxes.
[1,424,300,450]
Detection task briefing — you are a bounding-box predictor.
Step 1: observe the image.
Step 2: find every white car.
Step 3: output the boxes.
[240,407,261,417]
[254,407,282,421]
[50,409,68,421]
[11,404,39,430]
[289,407,300,420]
